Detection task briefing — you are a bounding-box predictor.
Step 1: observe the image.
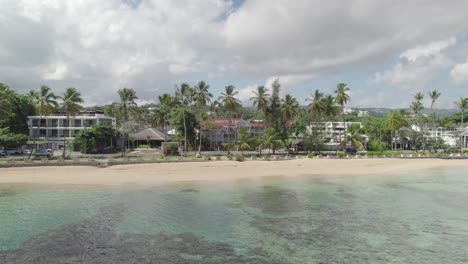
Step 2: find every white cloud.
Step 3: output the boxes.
[43,62,67,80]
[2,1,468,106]
[400,37,456,62]
[370,38,455,90]
[451,59,468,86]
[237,74,314,106]
[237,85,258,107]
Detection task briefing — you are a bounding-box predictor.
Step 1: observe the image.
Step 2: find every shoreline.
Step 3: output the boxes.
[0,159,466,186]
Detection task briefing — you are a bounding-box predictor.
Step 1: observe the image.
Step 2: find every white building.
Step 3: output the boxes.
[410,123,462,147]
[308,121,363,138]
[28,108,116,141]
[343,108,369,117]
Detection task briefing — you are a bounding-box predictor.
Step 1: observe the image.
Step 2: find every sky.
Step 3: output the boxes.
[1,0,468,108]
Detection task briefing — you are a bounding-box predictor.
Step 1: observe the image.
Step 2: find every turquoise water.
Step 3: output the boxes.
[1,168,468,263]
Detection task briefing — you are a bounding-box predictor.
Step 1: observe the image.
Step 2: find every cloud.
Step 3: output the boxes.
[451,59,468,86]
[369,38,455,90]
[400,37,456,62]
[2,0,468,106]
[237,74,314,106]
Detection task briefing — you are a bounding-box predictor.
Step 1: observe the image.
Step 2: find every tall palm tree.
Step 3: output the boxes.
[306,89,324,118]
[412,92,424,116]
[280,94,299,121]
[174,83,195,155]
[193,81,213,108]
[219,85,241,121]
[428,90,441,137]
[454,97,468,128]
[250,86,270,117]
[321,94,340,120]
[384,110,408,151]
[410,101,424,117]
[414,92,424,103]
[28,85,58,157]
[60,87,84,158]
[209,100,222,117]
[334,83,351,147]
[154,93,174,142]
[118,88,138,156]
[193,81,212,155]
[219,85,241,144]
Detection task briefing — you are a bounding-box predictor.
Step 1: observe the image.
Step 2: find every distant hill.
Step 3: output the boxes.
[356,108,458,117]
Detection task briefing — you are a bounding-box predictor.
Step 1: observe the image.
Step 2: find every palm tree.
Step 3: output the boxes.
[175,83,194,155]
[60,87,84,158]
[209,100,222,117]
[118,88,138,156]
[219,85,241,121]
[334,83,351,142]
[235,127,253,156]
[306,89,324,118]
[341,124,364,153]
[410,101,424,117]
[28,85,58,157]
[414,92,424,103]
[428,90,441,137]
[192,81,212,155]
[280,94,299,121]
[321,94,340,120]
[250,86,270,117]
[154,93,174,142]
[219,85,241,145]
[384,110,408,151]
[193,81,213,108]
[261,128,282,154]
[454,97,468,128]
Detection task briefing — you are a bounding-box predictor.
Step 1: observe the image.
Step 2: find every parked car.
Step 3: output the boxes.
[0,152,6,158]
[3,148,24,155]
[33,149,53,158]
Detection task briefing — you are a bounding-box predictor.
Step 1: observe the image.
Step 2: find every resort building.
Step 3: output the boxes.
[27,108,116,141]
[128,128,167,148]
[459,131,468,149]
[202,118,266,150]
[308,122,363,139]
[411,123,461,147]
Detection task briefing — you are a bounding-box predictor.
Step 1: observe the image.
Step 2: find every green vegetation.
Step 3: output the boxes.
[72,124,117,154]
[2,78,468,158]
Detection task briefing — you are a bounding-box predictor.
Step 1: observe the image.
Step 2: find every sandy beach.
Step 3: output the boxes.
[0,158,466,186]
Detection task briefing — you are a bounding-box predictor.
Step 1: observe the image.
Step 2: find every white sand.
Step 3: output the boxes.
[0,159,466,186]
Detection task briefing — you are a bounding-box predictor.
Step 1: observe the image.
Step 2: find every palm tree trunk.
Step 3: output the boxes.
[163,115,166,142]
[198,127,202,156]
[461,110,465,152]
[462,110,464,128]
[183,109,187,155]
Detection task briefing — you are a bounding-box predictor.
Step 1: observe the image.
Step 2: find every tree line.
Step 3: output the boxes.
[1,80,468,154]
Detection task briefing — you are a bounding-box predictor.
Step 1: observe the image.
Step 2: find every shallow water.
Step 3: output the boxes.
[1,167,468,263]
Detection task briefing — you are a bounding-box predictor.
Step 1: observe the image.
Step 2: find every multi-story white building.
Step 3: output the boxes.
[308,121,363,138]
[28,108,116,141]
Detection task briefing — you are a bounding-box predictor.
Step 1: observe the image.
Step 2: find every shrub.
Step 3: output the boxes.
[337,152,345,158]
[235,155,244,162]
